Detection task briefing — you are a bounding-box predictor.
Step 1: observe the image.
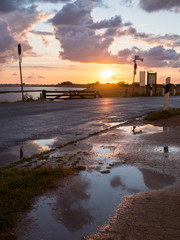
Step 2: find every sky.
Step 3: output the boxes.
[0,0,180,85]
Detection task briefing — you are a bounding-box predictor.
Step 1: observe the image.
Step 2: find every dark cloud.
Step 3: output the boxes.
[50,3,89,25]
[89,15,123,29]
[7,5,42,34]
[0,20,18,63]
[30,30,54,36]
[132,30,180,48]
[0,5,41,63]
[139,0,180,12]
[117,45,180,68]
[0,0,71,13]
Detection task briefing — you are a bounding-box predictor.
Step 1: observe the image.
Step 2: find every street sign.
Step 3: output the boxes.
[18,43,21,56]
[139,71,145,86]
[148,72,156,85]
[135,55,143,62]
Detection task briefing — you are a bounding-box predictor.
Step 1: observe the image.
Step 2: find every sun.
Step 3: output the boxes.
[100,70,114,80]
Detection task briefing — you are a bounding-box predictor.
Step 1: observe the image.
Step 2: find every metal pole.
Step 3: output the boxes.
[132,71,135,96]
[19,59,24,101]
[18,43,24,101]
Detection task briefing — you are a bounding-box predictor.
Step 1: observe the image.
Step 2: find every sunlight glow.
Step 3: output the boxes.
[100,70,114,80]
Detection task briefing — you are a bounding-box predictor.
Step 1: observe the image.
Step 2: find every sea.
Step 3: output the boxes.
[0,86,85,102]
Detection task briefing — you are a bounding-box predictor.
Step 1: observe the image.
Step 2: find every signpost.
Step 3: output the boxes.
[18,43,24,101]
[132,55,143,95]
[139,71,145,96]
[147,72,157,95]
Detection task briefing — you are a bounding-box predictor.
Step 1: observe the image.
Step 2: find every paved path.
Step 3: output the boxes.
[1,96,180,150]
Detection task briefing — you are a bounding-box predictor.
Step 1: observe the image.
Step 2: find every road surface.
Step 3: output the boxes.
[1,96,180,151]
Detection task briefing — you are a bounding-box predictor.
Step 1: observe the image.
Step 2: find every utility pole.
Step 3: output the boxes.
[132,55,143,96]
[18,43,24,101]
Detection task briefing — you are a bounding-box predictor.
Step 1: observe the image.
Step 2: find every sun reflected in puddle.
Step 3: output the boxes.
[16,166,175,240]
[0,138,57,166]
[33,139,56,148]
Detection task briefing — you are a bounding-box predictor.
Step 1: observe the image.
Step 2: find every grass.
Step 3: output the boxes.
[144,108,180,121]
[0,166,73,239]
[73,165,86,171]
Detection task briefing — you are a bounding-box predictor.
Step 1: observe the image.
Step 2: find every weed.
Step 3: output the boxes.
[73,166,86,171]
[100,170,110,174]
[0,166,71,238]
[144,108,180,121]
[71,160,80,166]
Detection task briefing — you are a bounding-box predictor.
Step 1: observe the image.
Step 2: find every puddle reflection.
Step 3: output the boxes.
[93,146,115,155]
[140,168,175,190]
[16,165,175,240]
[154,146,180,153]
[119,124,163,135]
[0,138,57,166]
[52,177,92,232]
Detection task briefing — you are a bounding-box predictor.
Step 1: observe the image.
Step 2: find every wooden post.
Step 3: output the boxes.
[155,72,157,95]
[42,90,46,99]
[164,77,171,110]
[174,85,176,96]
[94,90,97,98]
[146,72,149,95]
[125,88,128,97]
[162,83,165,96]
[150,84,153,97]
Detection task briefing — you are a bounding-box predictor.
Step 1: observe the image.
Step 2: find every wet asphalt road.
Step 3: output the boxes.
[1,96,180,150]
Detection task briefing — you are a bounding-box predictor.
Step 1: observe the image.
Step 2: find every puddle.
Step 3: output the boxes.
[119,124,163,135]
[154,146,180,153]
[15,165,175,240]
[0,138,57,166]
[93,146,115,155]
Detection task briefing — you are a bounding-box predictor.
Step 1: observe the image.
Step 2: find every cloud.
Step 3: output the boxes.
[49,0,132,64]
[48,0,180,68]
[0,20,18,63]
[30,30,54,36]
[0,0,71,13]
[25,73,45,80]
[0,5,44,63]
[89,15,123,29]
[50,3,89,25]
[6,5,43,34]
[117,45,180,68]
[139,0,180,12]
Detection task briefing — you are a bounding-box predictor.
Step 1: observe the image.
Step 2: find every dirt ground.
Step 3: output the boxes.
[84,116,180,240]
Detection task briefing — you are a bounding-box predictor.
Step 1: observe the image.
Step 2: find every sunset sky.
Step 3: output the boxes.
[0,0,180,85]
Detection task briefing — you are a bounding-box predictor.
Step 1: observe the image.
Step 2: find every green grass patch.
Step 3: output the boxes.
[144,108,180,121]
[0,166,72,239]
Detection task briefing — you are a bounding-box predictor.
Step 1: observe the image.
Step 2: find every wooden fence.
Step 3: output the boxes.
[41,90,102,100]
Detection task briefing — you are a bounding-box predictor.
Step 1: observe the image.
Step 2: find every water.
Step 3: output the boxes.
[119,124,163,135]
[0,86,85,102]
[0,138,58,166]
[15,165,175,240]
